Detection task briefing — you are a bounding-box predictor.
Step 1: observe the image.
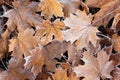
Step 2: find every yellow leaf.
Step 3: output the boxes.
[36,19,65,45]
[38,0,63,19]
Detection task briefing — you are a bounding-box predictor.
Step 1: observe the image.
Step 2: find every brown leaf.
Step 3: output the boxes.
[67,42,83,66]
[52,67,79,80]
[0,30,9,59]
[73,50,114,80]
[61,0,89,17]
[112,34,120,53]
[92,0,120,27]
[2,0,42,33]
[43,40,68,71]
[0,0,12,6]
[36,65,53,80]
[0,58,34,80]
[9,28,39,59]
[111,53,120,80]
[24,46,45,76]
[111,13,120,32]
[85,0,115,7]
[0,38,8,59]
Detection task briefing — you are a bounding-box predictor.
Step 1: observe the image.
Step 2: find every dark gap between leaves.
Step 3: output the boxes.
[89,7,100,14]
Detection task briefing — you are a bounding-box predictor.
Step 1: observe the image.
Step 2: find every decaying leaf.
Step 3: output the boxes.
[111,13,120,32]
[36,65,53,80]
[92,0,120,27]
[73,50,114,80]
[24,46,45,76]
[112,34,120,53]
[0,36,8,59]
[43,40,68,71]
[9,28,39,58]
[2,0,42,33]
[0,0,120,80]
[63,10,99,50]
[36,19,65,45]
[52,67,79,80]
[38,0,63,19]
[85,0,115,7]
[67,42,82,66]
[60,0,89,17]
[0,58,34,80]
[111,53,120,80]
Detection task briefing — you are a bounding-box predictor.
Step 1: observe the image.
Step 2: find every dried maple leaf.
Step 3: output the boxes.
[52,67,79,80]
[43,40,68,71]
[0,0,12,6]
[36,19,65,45]
[73,50,114,80]
[2,0,42,33]
[24,46,45,76]
[0,58,34,80]
[63,10,99,50]
[0,28,11,59]
[92,0,120,27]
[0,38,8,60]
[67,42,83,66]
[36,65,53,80]
[60,0,89,17]
[38,0,63,19]
[9,28,39,59]
[85,0,115,7]
[112,34,120,53]
[111,13,120,32]
[111,53,120,80]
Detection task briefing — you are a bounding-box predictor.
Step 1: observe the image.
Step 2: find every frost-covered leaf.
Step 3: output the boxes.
[0,58,34,80]
[73,50,114,80]
[63,10,99,50]
[2,0,42,33]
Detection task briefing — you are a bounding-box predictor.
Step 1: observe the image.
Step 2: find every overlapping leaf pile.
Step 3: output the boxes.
[0,0,120,80]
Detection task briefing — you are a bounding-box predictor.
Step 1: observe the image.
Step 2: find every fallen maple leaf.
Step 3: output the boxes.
[0,58,34,80]
[73,50,114,80]
[85,0,115,7]
[24,46,45,76]
[36,19,65,45]
[43,40,68,71]
[112,34,120,53]
[111,53,120,80]
[60,0,89,17]
[38,0,63,19]
[1,0,42,33]
[0,32,9,59]
[36,65,53,80]
[92,0,120,27]
[111,13,120,32]
[52,67,79,80]
[63,10,99,50]
[9,28,39,59]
